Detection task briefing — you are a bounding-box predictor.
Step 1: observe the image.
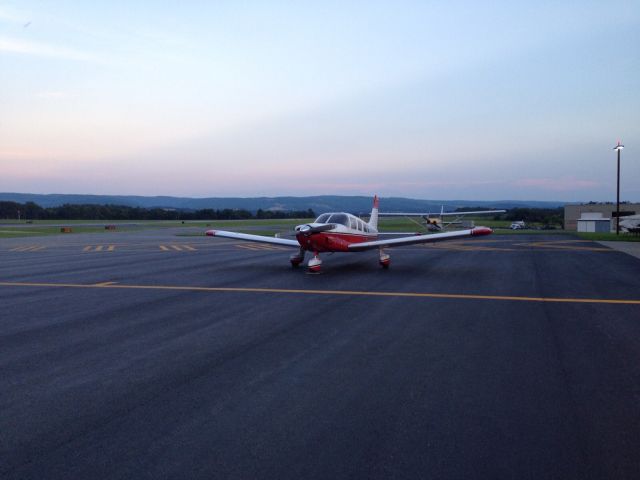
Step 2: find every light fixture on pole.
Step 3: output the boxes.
[613,140,624,235]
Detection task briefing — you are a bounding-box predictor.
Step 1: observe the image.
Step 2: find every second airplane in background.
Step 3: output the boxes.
[378,205,506,231]
[206,196,494,272]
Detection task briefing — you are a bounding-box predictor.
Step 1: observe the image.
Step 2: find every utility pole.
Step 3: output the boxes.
[613,140,624,235]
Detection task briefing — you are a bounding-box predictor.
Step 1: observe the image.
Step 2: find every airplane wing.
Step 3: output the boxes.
[378,210,505,217]
[347,227,492,251]
[205,229,300,247]
[441,210,505,216]
[377,212,428,217]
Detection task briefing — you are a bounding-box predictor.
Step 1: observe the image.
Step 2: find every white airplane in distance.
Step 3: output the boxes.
[206,196,493,272]
[378,206,506,231]
[620,214,640,233]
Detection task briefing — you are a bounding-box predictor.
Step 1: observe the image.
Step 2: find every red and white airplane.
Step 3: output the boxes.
[205,196,492,272]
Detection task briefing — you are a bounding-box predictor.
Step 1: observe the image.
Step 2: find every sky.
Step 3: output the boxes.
[1,1,639,201]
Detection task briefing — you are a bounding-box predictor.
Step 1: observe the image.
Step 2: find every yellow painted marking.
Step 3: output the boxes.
[83,245,114,252]
[414,243,515,252]
[235,243,286,251]
[158,245,196,252]
[407,239,612,253]
[236,244,259,251]
[10,245,45,252]
[515,240,611,252]
[0,281,638,306]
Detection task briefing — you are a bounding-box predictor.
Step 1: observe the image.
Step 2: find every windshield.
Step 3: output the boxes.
[327,213,349,226]
[315,213,331,223]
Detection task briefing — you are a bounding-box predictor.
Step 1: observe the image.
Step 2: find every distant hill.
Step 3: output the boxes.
[0,192,566,213]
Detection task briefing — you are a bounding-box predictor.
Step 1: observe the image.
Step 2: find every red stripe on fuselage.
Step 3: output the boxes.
[296,231,377,252]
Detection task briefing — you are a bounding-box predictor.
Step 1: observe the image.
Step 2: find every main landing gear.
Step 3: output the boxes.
[292,249,389,272]
[291,248,322,273]
[379,248,390,269]
[289,248,305,268]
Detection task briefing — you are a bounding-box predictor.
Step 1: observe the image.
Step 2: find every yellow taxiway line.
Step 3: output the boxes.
[0,281,638,305]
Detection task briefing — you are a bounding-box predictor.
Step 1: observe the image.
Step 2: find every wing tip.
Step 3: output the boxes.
[205,230,216,236]
[471,226,492,236]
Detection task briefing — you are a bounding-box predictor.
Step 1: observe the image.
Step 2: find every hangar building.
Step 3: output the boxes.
[564,203,640,231]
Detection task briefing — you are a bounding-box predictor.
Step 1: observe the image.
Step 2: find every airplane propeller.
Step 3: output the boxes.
[297,223,335,236]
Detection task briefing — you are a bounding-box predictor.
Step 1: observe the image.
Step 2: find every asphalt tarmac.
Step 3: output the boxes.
[1,230,639,479]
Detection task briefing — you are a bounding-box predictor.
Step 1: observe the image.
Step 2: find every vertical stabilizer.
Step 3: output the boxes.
[368,195,379,231]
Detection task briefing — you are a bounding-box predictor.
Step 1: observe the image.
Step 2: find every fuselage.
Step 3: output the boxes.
[620,215,640,232]
[295,212,377,252]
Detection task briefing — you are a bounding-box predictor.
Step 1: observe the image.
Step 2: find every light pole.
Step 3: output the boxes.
[613,140,624,235]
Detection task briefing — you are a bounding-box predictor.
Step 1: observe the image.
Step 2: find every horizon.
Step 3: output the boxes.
[1,1,638,201]
[1,189,638,204]
[0,190,603,206]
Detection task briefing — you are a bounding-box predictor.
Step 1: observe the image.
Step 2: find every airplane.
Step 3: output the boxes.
[205,196,493,272]
[377,206,506,231]
[620,214,640,233]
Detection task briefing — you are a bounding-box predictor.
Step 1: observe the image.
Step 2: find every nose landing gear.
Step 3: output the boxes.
[308,252,322,273]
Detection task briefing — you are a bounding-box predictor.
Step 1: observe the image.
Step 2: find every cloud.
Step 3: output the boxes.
[35,91,71,99]
[0,36,96,62]
[0,6,23,23]
[514,177,599,191]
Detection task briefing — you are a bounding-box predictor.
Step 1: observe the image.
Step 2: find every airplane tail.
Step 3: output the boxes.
[368,195,379,231]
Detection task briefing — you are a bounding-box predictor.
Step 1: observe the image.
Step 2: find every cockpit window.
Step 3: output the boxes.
[327,213,349,226]
[315,213,331,223]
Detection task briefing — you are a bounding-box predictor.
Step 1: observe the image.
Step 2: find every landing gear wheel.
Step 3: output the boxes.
[379,249,390,269]
[290,249,306,268]
[307,253,322,273]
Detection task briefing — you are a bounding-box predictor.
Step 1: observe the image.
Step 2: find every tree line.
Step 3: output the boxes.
[501,207,563,226]
[1,200,563,225]
[455,206,564,226]
[0,201,315,221]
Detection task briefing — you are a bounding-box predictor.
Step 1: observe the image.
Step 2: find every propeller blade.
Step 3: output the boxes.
[297,223,335,235]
